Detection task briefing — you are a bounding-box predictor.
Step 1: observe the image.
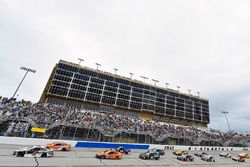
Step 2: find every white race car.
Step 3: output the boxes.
[219,152,231,158]
[201,155,215,162]
[13,146,54,158]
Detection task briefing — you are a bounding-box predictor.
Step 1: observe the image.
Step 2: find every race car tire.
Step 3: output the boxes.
[155,157,159,160]
[101,155,105,159]
[17,152,24,157]
[41,153,47,158]
[62,148,66,151]
[115,156,119,159]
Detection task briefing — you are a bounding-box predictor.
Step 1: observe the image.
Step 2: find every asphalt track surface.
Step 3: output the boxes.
[0,144,248,167]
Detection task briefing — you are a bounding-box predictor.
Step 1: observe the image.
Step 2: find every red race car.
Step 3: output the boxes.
[232,156,245,162]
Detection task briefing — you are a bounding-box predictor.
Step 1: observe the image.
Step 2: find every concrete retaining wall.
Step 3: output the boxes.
[0,136,248,151]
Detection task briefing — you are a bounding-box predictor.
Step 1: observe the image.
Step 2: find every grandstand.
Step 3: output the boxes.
[1,60,249,147]
[40,60,209,127]
[0,97,249,147]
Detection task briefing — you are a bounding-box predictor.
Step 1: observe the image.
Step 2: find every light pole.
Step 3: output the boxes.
[221,111,232,132]
[12,67,36,98]
[188,89,192,95]
[152,79,159,86]
[140,76,148,82]
[197,91,200,97]
[129,72,134,79]
[165,83,169,89]
[95,63,101,70]
[78,58,84,65]
[114,68,118,75]
[176,86,180,92]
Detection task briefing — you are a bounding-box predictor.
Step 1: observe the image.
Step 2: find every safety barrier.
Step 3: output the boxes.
[75,141,149,149]
[0,136,248,151]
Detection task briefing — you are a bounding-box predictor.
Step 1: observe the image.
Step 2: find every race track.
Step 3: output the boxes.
[0,144,248,167]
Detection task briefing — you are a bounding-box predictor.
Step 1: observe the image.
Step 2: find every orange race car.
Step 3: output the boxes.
[96,149,122,159]
[45,141,71,151]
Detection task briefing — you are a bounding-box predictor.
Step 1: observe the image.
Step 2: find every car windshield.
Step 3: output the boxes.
[27,146,39,150]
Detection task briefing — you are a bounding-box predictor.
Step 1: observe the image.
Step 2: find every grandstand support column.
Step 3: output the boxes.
[59,109,70,140]
[83,76,91,100]
[73,114,85,140]
[23,123,30,138]
[99,80,106,104]
[119,133,122,142]
[72,126,77,140]
[12,67,36,98]
[97,131,101,142]
[59,125,65,140]
[86,127,91,141]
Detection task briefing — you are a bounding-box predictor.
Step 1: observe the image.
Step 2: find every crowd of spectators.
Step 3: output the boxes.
[0,96,249,146]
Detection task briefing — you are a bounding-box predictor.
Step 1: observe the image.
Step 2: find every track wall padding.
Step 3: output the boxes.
[75,141,149,149]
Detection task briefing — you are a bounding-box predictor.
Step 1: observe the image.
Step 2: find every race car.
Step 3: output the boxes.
[219,152,231,158]
[201,155,215,162]
[13,146,54,158]
[149,149,165,156]
[239,153,250,158]
[194,152,208,157]
[232,156,245,162]
[177,154,194,161]
[116,146,131,154]
[173,150,189,156]
[139,151,160,160]
[96,150,122,159]
[45,141,71,151]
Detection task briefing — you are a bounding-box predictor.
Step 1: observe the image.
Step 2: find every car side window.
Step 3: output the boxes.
[27,149,34,154]
[40,148,46,151]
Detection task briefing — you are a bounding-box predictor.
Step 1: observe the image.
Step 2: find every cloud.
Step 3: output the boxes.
[0,0,250,131]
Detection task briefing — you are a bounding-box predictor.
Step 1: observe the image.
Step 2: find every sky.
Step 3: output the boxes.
[0,0,250,132]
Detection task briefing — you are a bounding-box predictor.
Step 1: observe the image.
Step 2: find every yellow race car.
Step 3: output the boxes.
[173,150,189,156]
[239,153,250,159]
